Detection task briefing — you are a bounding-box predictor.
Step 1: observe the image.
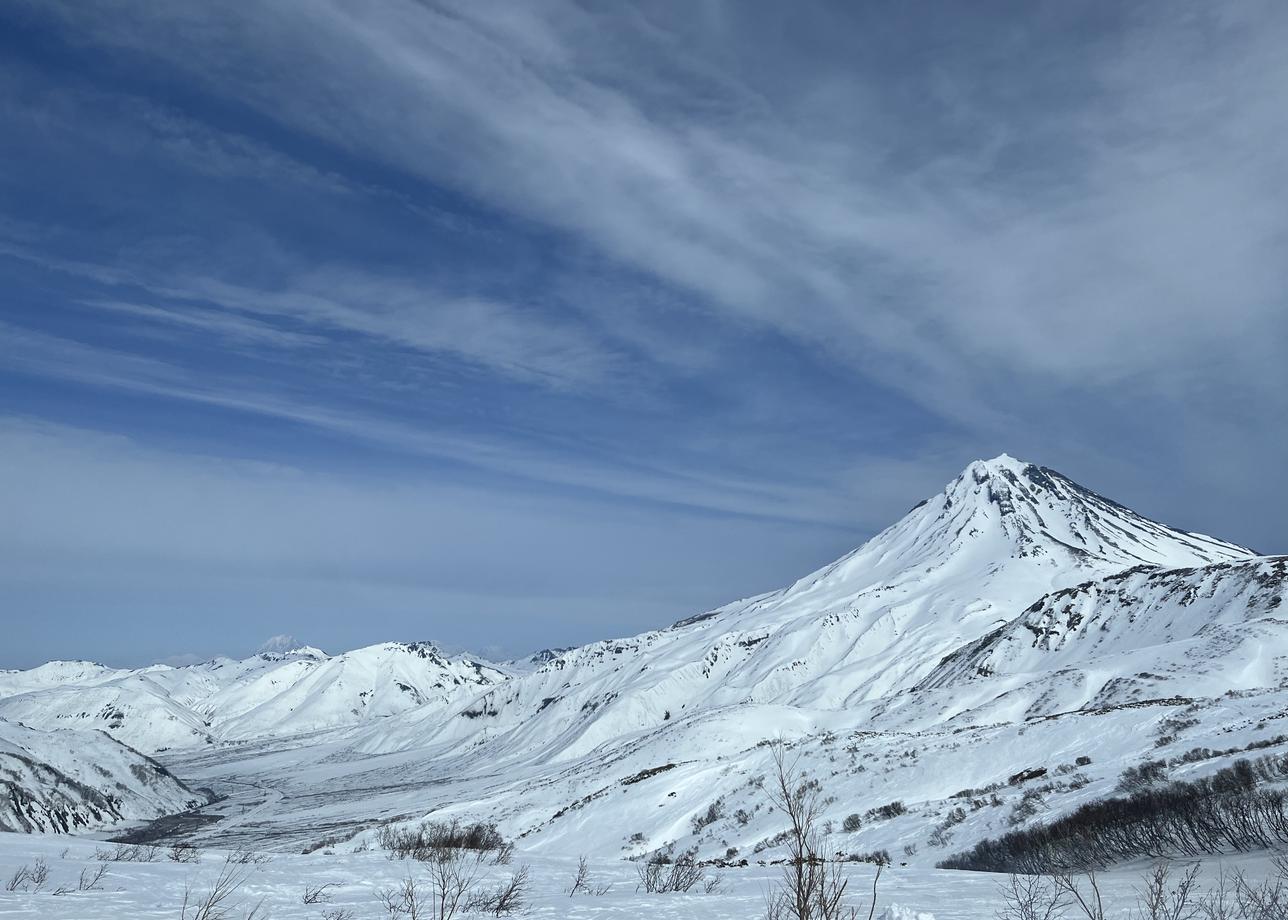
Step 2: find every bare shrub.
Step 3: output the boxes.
[865,801,907,821]
[321,910,356,920]
[96,843,160,863]
[567,855,591,896]
[170,842,201,863]
[996,873,1070,920]
[1226,862,1288,920]
[424,847,487,917]
[491,841,514,866]
[78,863,109,892]
[761,740,884,920]
[467,865,531,916]
[303,882,339,904]
[998,861,1288,920]
[637,853,708,893]
[53,863,110,896]
[228,847,273,866]
[378,847,492,919]
[691,799,725,834]
[567,856,612,897]
[940,757,1288,873]
[179,856,265,920]
[1052,869,1107,920]
[6,858,49,892]
[377,873,427,920]
[1136,861,1201,920]
[377,819,505,862]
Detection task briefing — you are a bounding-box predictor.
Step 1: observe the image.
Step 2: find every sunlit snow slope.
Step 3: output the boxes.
[0,643,504,752]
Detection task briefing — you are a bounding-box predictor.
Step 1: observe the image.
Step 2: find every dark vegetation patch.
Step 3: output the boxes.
[940,754,1288,873]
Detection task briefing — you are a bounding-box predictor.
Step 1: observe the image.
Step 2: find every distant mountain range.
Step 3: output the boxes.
[0,642,504,753]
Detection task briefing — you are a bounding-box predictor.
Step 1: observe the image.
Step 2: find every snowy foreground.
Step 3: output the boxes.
[1,832,1283,920]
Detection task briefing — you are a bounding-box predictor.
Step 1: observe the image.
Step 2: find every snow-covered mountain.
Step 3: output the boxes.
[0,719,204,833]
[349,455,1255,760]
[4,454,1284,869]
[0,642,505,752]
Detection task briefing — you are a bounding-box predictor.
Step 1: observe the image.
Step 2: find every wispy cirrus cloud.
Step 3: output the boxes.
[1,239,622,390]
[23,1,1288,421]
[83,299,326,348]
[0,318,951,530]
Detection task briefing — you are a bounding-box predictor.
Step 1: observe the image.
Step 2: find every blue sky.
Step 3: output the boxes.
[2,2,1285,668]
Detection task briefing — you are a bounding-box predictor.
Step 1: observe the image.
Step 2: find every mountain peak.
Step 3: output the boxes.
[929,456,1251,569]
[966,452,1025,475]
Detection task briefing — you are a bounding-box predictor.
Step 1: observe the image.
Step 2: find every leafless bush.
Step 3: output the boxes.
[303,882,339,904]
[491,841,515,866]
[96,843,160,862]
[566,855,612,896]
[567,855,591,896]
[1136,861,1201,920]
[5,858,49,892]
[637,853,708,893]
[79,863,109,892]
[467,865,531,916]
[1225,863,1288,920]
[378,848,489,919]
[52,862,111,896]
[1052,869,1107,920]
[996,873,1070,920]
[996,860,1288,920]
[425,848,487,917]
[761,740,883,920]
[229,846,273,865]
[378,874,427,920]
[321,909,356,920]
[179,856,264,920]
[377,819,505,863]
[170,842,201,863]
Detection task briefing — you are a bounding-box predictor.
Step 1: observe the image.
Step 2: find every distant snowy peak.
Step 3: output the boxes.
[0,640,507,752]
[256,634,322,657]
[255,645,327,663]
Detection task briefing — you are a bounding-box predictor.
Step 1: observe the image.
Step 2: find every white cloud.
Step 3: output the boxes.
[25,1,1287,428]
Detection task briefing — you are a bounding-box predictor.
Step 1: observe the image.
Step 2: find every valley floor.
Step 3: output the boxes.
[2,832,1283,920]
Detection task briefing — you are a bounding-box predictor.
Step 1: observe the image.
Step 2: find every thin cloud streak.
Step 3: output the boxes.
[0,321,948,531]
[24,1,1288,433]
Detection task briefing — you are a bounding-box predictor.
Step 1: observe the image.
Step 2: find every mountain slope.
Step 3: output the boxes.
[354,455,1253,760]
[0,643,505,753]
[0,719,204,833]
[916,555,1288,715]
